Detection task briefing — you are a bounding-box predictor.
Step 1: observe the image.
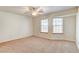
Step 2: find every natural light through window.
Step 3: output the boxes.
[52,17,63,33]
[41,19,48,32]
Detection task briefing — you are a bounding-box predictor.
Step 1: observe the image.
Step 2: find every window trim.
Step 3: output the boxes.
[52,17,64,34]
[40,19,48,33]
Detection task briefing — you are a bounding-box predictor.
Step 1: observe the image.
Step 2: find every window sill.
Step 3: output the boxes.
[40,32,48,34]
[52,33,64,34]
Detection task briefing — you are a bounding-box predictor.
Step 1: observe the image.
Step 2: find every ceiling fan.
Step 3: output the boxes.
[24,6,44,16]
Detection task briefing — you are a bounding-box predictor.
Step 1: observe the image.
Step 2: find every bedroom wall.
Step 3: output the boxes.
[33,8,76,41]
[0,11,33,42]
[76,7,79,48]
[64,16,76,41]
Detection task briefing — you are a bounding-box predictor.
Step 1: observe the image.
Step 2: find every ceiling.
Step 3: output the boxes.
[0,6,76,16]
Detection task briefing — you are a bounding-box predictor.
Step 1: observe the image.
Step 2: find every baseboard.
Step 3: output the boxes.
[0,35,75,44]
[34,35,75,43]
[0,35,33,43]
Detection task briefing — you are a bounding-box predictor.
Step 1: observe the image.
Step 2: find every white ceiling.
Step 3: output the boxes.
[0,6,76,16]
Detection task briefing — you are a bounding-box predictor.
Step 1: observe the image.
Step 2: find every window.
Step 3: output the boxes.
[41,19,48,32]
[52,17,63,33]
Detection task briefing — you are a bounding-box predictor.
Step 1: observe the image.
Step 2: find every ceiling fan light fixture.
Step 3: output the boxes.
[25,6,44,16]
[32,11,38,16]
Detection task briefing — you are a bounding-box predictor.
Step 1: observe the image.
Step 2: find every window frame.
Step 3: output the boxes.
[40,18,48,33]
[52,17,64,34]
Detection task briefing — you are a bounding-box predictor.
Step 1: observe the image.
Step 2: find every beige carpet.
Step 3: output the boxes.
[0,36,79,53]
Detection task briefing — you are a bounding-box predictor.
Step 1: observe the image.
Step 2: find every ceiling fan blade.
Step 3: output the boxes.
[38,10,44,14]
[24,11,32,15]
[36,7,41,11]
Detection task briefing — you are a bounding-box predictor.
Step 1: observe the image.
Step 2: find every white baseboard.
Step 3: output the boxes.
[0,35,33,43]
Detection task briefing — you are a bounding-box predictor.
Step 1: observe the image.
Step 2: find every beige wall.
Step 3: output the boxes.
[76,7,79,48]
[33,8,76,41]
[64,16,76,41]
[0,11,33,42]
